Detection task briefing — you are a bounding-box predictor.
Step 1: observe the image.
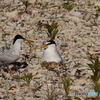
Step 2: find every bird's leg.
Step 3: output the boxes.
[4,65,14,74]
[5,65,9,70]
[2,65,9,73]
[10,62,21,71]
[11,62,28,71]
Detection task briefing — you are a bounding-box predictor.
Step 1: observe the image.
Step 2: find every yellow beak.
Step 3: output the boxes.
[24,39,33,42]
[41,45,48,48]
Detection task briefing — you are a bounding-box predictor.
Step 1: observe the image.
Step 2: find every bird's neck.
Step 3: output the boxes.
[12,42,21,52]
[46,45,56,51]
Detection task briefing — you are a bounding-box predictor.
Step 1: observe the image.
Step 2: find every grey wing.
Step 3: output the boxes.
[57,51,63,62]
[0,50,19,64]
[56,51,64,66]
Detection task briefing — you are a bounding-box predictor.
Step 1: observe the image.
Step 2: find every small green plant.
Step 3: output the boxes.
[65,97,82,100]
[87,0,91,6]
[66,0,75,1]
[88,56,100,83]
[31,82,42,94]
[48,68,60,77]
[88,56,100,99]
[46,85,56,100]
[97,6,100,13]
[42,21,59,40]
[20,0,32,11]
[91,20,98,26]
[62,3,75,11]
[74,97,82,100]
[61,76,71,97]
[42,2,49,8]
[94,82,100,98]
[1,34,6,41]
[87,0,94,6]
[20,73,33,85]
[73,61,81,67]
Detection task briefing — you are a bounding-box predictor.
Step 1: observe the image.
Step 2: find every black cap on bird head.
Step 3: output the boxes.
[46,40,56,45]
[13,35,25,44]
[41,40,56,48]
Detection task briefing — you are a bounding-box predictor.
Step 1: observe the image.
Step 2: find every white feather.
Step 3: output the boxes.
[41,44,62,63]
[0,39,23,65]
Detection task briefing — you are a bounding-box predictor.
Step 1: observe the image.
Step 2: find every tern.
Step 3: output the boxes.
[0,35,33,66]
[41,40,62,64]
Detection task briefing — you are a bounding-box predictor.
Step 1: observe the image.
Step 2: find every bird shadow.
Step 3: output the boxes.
[11,62,28,71]
[1,62,28,73]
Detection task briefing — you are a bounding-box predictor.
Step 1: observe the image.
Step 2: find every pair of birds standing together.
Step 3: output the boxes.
[0,35,62,69]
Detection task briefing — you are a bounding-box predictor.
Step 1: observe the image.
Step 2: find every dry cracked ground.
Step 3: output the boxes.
[0,0,100,100]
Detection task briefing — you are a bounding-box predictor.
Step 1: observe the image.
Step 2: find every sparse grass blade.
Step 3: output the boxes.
[62,3,75,11]
[61,76,71,97]
[97,6,100,13]
[94,82,100,97]
[42,21,59,40]
[74,97,82,100]
[20,73,33,85]
[20,0,32,11]
[87,56,100,99]
[88,57,100,83]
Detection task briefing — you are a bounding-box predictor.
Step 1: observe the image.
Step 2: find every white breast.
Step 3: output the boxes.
[41,44,62,63]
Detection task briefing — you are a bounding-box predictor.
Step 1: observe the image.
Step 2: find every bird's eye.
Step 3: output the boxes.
[43,42,45,45]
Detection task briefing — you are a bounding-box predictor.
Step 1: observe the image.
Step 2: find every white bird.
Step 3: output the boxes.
[0,35,33,65]
[41,40,62,64]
